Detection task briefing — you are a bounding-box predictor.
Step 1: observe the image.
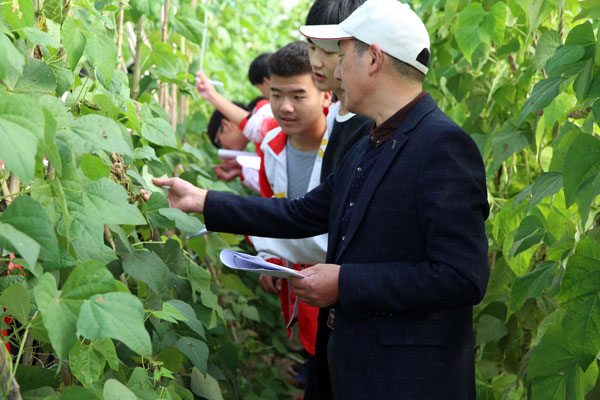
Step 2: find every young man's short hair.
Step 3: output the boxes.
[206,101,249,148]
[248,53,272,85]
[305,0,365,25]
[268,41,312,78]
[353,39,425,83]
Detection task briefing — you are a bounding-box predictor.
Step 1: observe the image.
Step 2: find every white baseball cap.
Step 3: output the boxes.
[300,0,430,75]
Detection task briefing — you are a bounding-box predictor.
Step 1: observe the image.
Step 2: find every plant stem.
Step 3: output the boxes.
[132,18,143,99]
[116,2,127,71]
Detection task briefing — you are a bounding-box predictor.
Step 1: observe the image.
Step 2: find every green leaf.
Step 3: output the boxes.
[519,77,564,125]
[527,172,563,212]
[0,33,25,84]
[122,250,170,296]
[61,260,116,300]
[573,58,594,102]
[141,118,178,148]
[69,340,106,387]
[157,347,184,375]
[172,16,204,45]
[190,368,223,400]
[158,208,204,234]
[34,273,79,358]
[167,299,206,339]
[21,27,62,48]
[80,153,111,181]
[64,214,116,264]
[562,133,600,207]
[67,115,133,158]
[80,178,145,225]
[78,292,152,357]
[491,128,530,171]
[0,222,40,269]
[476,315,508,346]
[61,16,85,70]
[483,2,506,44]
[177,337,209,375]
[0,196,59,262]
[103,379,137,400]
[126,367,156,399]
[83,31,117,86]
[557,238,600,368]
[14,365,60,392]
[565,21,596,47]
[42,0,62,23]
[93,338,119,371]
[545,45,585,76]
[2,0,34,30]
[510,261,556,311]
[61,386,101,400]
[534,30,561,70]
[0,93,44,182]
[0,282,30,324]
[14,58,57,93]
[510,215,546,257]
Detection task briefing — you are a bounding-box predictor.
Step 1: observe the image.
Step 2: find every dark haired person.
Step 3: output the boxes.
[248,41,332,370]
[150,1,489,398]
[197,53,277,145]
[302,0,372,182]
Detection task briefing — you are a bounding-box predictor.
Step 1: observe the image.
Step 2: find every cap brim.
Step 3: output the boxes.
[299,25,353,52]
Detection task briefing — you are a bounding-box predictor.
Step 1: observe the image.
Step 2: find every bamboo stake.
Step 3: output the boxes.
[132,19,143,99]
[116,3,127,71]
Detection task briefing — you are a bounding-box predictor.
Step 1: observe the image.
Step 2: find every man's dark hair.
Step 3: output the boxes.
[353,39,425,83]
[268,41,312,78]
[305,0,365,25]
[248,53,271,85]
[206,101,249,148]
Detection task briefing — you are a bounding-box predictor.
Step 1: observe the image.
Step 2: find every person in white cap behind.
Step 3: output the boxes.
[149,1,489,398]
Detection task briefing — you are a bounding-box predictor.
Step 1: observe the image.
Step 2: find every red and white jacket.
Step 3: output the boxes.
[238,99,278,143]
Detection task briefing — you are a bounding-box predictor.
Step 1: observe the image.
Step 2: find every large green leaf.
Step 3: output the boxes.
[61,16,85,70]
[122,250,169,296]
[0,33,25,85]
[527,172,563,212]
[83,31,118,86]
[126,367,157,399]
[21,27,62,48]
[34,273,79,358]
[510,261,556,311]
[61,260,116,300]
[509,215,546,257]
[562,133,600,208]
[2,0,34,30]
[455,3,489,64]
[545,45,585,76]
[534,30,561,70]
[190,368,223,400]
[80,178,145,225]
[0,196,59,262]
[14,58,57,93]
[141,118,179,148]
[177,337,209,375]
[0,94,44,182]
[167,299,206,339]
[172,16,204,45]
[518,77,564,125]
[69,340,106,387]
[103,379,137,400]
[557,238,600,369]
[491,127,530,171]
[0,282,30,325]
[61,386,101,400]
[0,222,40,269]
[78,292,152,357]
[475,315,508,346]
[64,213,117,264]
[158,208,205,234]
[67,115,134,158]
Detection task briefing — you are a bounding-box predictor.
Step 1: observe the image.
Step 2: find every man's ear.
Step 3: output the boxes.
[263,77,271,86]
[368,44,385,75]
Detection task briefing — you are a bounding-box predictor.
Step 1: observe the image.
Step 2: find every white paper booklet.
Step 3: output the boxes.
[217,149,254,160]
[219,249,305,278]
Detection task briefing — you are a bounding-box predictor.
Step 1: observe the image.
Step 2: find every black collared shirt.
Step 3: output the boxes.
[335,91,427,257]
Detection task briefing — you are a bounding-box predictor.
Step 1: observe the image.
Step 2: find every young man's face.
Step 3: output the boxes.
[308,42,341,92]
[216,119,248,150]
[335,40,366,114]
[269,73,329,137]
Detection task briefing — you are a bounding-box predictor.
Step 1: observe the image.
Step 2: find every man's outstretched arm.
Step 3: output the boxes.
[150,177,207,213]
[196,72,250,126]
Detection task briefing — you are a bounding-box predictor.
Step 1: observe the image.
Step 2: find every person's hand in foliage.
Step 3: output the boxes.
[146,177,207,213]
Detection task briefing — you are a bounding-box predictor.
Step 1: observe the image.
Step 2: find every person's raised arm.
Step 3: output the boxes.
[151,177,207,213]
[196,71,250,126]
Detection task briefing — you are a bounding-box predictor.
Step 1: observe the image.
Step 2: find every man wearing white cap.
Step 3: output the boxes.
[150,0,489,398]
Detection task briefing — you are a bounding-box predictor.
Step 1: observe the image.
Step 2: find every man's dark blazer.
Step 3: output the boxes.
[205,94,490,399]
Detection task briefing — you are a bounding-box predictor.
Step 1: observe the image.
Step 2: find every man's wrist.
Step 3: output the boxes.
[194,188,208,213]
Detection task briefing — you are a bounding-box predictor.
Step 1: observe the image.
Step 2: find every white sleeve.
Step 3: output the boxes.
[242,104,275,143]
[241,166,260,194]
[248,235,328,265]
